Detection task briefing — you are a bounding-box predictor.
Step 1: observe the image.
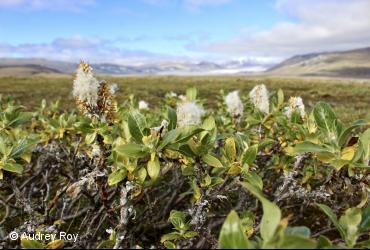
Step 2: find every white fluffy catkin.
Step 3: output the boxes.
[176,101,205,127]
[249,84,269,113]
[73,63,100,106]
[225,90,244,118]
[284,96,306,119]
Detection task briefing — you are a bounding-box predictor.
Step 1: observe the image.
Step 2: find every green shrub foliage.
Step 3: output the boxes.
[0,63,369,249]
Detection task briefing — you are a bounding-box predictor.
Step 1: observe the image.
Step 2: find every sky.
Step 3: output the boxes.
[0,0,369,65]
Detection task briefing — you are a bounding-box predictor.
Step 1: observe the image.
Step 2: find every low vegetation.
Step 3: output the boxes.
[0,64,369,248]
[0,75,369,124]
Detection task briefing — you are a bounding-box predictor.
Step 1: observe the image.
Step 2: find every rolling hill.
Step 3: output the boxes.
[0,58,270,77]
[268,47,370,78]
[1,46,370,78]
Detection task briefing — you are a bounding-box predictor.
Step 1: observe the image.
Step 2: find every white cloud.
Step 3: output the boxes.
[0,36,189,65]
[192,0,370,57]
[0,0,24,7]
[140,0,233,10]
[0,0,95,11]
[183,0,232,9]
[139,0,168,5]
[165,32,210,42]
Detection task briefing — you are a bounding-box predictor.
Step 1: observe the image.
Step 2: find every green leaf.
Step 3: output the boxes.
[85,132,97,144]
[21,238,44,249]
[115,143,149,158]
[168,210,188,231]
[158,127,204,151]
[218,210,251,249]
[242,182,281,243]
[108,168,127,186]
[158,130,179,151]
[97,240,115,249]
[293,141,333,154]
[167,107,177,131]
[277,89,284,106]
[202,116,216,131]
[202,154,223,168]
[244,172,263,190]
[241,145,258,166]
[163,241,176,249]
[11,138,36,158]
[128,111,147,144]
[258,139,275,149]
[357,239,370,249]
[0,138,10,156]
[200,174,212,187]
[360,128,370,162]
[184,231,198,238]
[317,235,332,248]
[175,127,204,144]
[339,207,362,247]
[279,235,317,249]
[186,87,197,101]
[359,205,370,232]
[338,120,368,147]
[200,128,217,151]
[328,159,348,171]
[161,232,182,243]
[313,102,337,134]
[285,226,311,238]
[190,179,201,201]
[316,203,345,240]
[176,144,197,157]
[3,162,23,174]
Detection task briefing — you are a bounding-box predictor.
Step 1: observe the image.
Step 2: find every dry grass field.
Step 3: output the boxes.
[0,75,369,124]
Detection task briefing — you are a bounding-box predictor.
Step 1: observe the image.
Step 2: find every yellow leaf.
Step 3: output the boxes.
[279,217,289,229]
[164,149,181,159]
[283,146,294,156]
[142,135,152,145]
[200,174,212,187]
[194,185,201,202]
[132,184,142,197]
[316,152,335,163]
[147,155,160,180]
[341,146,356,161]
[53,219,65,225]
[59,128,65,139]
[246,228,254,237]
[21,238,44,249]
[225,137,236,162]
[136,168,147,184]
[188,138,200,155]
[21,153,32,163]
[126,165,136,173]
[227,162,242,176]
[46,240,64,249]
[356,186,368,209]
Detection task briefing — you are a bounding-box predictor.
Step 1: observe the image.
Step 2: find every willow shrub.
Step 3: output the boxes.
[0,63,369,249]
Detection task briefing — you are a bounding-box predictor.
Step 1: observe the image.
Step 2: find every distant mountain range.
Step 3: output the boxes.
[0,58,271,77]
[1,46,370,78]
[268,47,370,78]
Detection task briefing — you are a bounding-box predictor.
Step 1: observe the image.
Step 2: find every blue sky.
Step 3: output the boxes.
[0,0,369,64]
